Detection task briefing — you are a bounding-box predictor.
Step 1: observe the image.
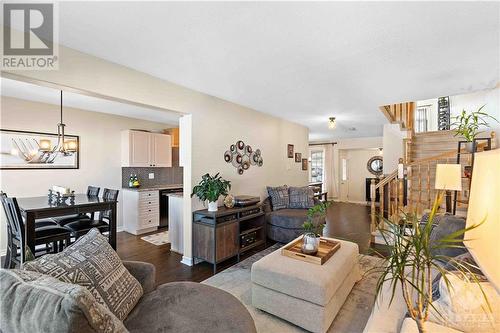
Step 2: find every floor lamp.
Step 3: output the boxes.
[435,164,462,213]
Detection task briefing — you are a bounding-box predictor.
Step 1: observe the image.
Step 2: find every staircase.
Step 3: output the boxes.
[370,102,497,241]
[410,131,461,160]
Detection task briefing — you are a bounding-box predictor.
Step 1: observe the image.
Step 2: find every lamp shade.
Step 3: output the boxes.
[435,164,462,191]
[63,140,78,152]
[465,149,500,293]
[39,139,52,152]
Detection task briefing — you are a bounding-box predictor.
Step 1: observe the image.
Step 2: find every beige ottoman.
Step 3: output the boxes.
[251,238,361,333]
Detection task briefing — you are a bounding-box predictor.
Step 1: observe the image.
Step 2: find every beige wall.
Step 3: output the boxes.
[416,85,500,139]
[0,96,173,253]
[383,123,407,174]
[326,136,383,199]
[339,149,380,203]
[2,44,309,259]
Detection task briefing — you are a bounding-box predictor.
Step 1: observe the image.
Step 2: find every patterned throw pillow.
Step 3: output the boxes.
[267,185,289,210]
[1,269,127,333]
[289,186,315,209]
[24,228,143,321]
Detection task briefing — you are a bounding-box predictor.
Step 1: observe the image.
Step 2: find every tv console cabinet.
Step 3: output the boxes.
[192,203,266,273]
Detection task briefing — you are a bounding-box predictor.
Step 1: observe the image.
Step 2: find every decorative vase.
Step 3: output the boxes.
[301,232,319,255]
[208,201,218,212]
[224,194,235,208]
[465,141,475,153]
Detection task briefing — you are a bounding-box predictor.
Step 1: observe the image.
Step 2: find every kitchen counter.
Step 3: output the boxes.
[122,184,183,192]
[166,192,183,198]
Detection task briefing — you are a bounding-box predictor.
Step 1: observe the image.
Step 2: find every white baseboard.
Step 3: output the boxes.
[116,226,124,232]
[181,256,193,266]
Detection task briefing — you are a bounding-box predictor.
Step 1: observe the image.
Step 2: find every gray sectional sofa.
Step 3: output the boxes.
[263,196,324,243]
[1,228,257,333]
[0,260,256,333]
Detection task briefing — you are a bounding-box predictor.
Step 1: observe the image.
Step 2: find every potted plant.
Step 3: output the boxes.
[368,193,488,333]
[191,173,231,212]
[451,105,498,152]
[301,201,330,255]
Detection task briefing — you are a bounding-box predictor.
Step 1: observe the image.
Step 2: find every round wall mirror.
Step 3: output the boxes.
[367,156,383,176]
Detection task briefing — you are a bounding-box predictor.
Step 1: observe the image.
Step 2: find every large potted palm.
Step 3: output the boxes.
[191,173,231,212]
[369,193,488,333]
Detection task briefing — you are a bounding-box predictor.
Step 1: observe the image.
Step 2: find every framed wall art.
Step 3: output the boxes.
[0,129,80,169]
[295,152,301,163]
[302,158,308,171]
[287,144,294,158]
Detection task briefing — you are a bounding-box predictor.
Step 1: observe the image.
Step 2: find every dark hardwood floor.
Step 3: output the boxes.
[323,201,372,254]
[117,201,374,286]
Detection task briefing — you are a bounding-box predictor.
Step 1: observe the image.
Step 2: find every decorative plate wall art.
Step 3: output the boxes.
[224,140,263,175]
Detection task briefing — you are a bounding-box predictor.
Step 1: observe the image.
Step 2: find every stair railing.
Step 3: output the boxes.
[379,102,415,133]
[370,133,496,238]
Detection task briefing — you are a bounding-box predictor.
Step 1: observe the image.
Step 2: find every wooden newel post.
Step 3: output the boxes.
[370,179,376,235]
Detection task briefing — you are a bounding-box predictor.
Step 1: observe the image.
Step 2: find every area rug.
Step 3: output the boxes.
[140,231,169,245]
[202,244,384,333]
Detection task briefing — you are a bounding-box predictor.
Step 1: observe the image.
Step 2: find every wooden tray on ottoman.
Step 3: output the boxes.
[281,237,341,265]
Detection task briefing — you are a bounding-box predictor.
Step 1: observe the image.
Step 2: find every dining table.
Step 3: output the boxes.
[16,193,118,255]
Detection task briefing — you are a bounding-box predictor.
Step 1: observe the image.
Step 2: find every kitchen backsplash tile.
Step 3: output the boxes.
[122,167,183,188]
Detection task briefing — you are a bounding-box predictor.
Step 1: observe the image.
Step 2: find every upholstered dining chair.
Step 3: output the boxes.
[62,188,119,240]
[1,193,71,268]
[52,185,101,225]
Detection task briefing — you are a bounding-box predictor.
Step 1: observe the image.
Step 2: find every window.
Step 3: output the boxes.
[415,105,430,133]
[342,158,347,181]
[310,150,324,183]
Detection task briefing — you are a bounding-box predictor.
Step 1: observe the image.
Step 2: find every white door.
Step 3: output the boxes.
[130,131,151,167]
[151,133,172,167]
[339,150,349,202]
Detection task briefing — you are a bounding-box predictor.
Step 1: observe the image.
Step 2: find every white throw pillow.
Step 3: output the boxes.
[429,273,500,333]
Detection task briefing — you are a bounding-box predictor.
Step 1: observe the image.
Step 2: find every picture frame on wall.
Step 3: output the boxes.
[295,152,301,162]
[287,144,294,158]
[302,158,308,171]
[0,129,80,169]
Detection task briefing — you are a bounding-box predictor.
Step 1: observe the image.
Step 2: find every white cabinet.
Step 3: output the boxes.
[123,189,160,235]
[151,133,172,167]
[121,130,172,167]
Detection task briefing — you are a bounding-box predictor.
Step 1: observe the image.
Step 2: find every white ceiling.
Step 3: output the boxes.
[0,78,181,125]
[46,2,500,140]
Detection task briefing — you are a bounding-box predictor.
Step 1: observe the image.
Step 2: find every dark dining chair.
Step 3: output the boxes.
[63,188,119,240]
[1,193,71,268]
[52,186,101,225]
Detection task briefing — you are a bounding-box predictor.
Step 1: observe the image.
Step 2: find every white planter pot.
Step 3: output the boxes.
[208,201,218,212]
[465,141,475,153]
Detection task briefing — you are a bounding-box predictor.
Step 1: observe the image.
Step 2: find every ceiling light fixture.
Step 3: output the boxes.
[11,90,77,164]
[328,117,336,129]
[39,90,77,154]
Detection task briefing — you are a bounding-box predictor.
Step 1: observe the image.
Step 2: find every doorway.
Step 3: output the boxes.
[338,148,381,204]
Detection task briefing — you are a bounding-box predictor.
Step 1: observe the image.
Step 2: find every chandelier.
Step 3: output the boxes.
[12,90,77,164]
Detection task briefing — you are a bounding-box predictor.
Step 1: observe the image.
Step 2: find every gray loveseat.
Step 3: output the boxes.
[1,261,257,333]
[263,196,324,243]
